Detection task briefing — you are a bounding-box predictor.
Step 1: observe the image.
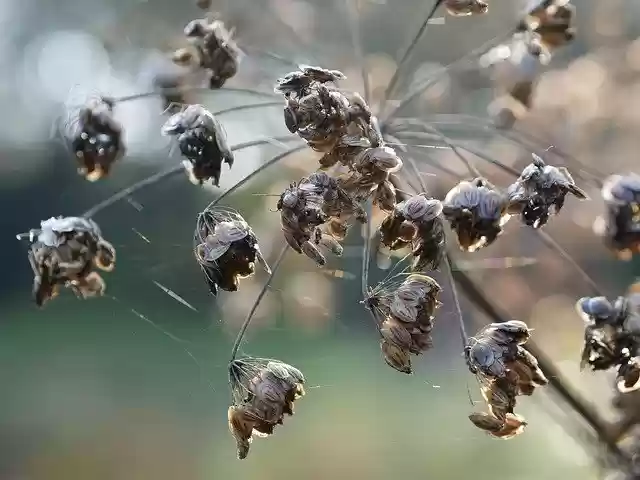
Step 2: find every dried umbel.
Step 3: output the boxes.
[442,177,510,252]
[193,208,270,295]
[26,216,115,307]
[277,180,344,266]
[576,294,640,393]
[444,0,489,17]
[338,143,403,212]
[366,274,443,374]
[64,97,126,182]
[595,173,640,261]
[228,357,305,459]
[162,104,234,186]
[299,171,367,241]
[378,194,446,272]
[275,67,376,153]
[173,16,241,89]
[465,321,548,438]
[506,153,587,228]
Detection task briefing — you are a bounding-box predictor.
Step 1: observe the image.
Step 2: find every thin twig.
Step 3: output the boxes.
[229,245,289,362]
[346,0,371,104]
[380,0,446,108]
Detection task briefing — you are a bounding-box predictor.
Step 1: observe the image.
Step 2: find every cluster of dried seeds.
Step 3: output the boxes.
[15,0,640,473]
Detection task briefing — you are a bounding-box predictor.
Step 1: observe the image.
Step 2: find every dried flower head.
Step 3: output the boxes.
[466,321,547,438]
[366,274,443,374]
[442,177,510,252]
[174,16,241,89]
[162,104,234,186]
[64,97,126,182]
[299,171,367,241]
[26,216,115,307]
[228,357,305,459]
[277,179,344,266]
[193,208,270,295]
[378,193,446,271]
[576,293,640,393]
[506,153,587,228]
[595,173,640,261]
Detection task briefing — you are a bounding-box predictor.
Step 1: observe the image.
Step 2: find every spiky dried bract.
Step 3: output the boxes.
[444,0,488,17]
[596,173,640,261]
[162,104,234,186]
[275,66,377,153]
[465,321,548,438]
[442,177,510,252]
[366,274,443,374]
[378,193,446,272]
[506,153,587,228]
[64,97,126,182]
[228,357,305,459]
[277,178,346,266]
[193,208,269,295]
[576,293,640,393]
[173,16,241,89]
[26,216,115,307]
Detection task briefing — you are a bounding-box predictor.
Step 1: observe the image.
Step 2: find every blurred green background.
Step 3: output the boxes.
[1,0,640,478]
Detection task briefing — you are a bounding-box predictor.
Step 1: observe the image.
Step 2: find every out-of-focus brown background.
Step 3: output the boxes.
[1,0,639,479]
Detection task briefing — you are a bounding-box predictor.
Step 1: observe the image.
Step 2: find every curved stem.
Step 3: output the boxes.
[346,0,371,104]
[82,136,299,219]
[205,143,307,210]
[361,200,373,299]
[110,86,279,106]
[229,244,289,362]
[379,0,445,108]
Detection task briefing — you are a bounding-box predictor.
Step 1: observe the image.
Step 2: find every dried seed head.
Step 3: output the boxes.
[65,97,126,181]
[27,216,115,308]
[227,357,305,459]
[193,208,268,295]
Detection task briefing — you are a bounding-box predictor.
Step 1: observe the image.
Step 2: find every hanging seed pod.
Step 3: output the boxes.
[228,357,305,459]
[443,178,510,252]
[25,216,115,307]
[162,104,234,186]
[193,208,270,295]
[366,274,442,374]
[506,153,587,228]
[64,97,126,182]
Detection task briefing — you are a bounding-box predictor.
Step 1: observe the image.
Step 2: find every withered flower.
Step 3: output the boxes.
[299,171,367,241]
[65,97,126,182]
[442,177,510,252]
[228,357,305,459]
[173,16,241,89]
[275,66,376,153]
[506,153,587,228]
[378,193,446,272]
[595,173,640,261]
[277,180,344,266]
[26,216,115,307]
[162,104,234,186]
[576,294,640,393]
[193,208,270,295]
[366,274,443,374]
[465,321,548,438]
[338,143,403,212]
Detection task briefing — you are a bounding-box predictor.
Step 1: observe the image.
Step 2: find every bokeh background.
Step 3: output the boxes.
[1,0,640,479]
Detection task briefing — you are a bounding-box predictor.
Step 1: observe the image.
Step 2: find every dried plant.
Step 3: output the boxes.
[12,0,640,476]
